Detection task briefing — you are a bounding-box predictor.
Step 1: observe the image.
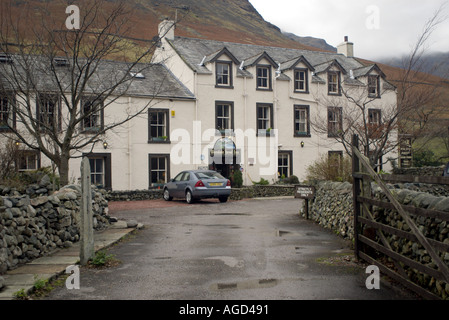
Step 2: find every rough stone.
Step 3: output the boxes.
[127,220,138,228]
[0,183,110,276]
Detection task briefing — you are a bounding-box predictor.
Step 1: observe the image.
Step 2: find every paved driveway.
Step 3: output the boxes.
[46,198,415,300]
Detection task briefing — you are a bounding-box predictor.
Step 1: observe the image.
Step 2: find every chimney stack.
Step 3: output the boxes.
[158,19,175,41]
[337,36,354,58]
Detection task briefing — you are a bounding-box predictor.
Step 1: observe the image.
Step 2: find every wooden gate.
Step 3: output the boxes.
[352,135,449,299]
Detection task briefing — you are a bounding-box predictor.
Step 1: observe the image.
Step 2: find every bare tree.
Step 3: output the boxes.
[311,4,447,170]
[0,0,184,186]
[311,72,398,169]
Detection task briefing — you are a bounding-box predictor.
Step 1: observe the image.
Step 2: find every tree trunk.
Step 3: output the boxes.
[58,153,70,187]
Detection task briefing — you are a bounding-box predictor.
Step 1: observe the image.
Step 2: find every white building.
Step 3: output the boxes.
[0,20,397,190]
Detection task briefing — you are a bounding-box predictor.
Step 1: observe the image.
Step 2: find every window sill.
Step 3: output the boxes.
[148,138,170,144]
[215,85,234,89]
[80,128,103,134]
[293,90,310,94]
[294,133,311,138]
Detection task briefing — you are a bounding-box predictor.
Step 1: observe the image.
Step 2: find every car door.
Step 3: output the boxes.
[169,172,185,197]
[176,172,190,197]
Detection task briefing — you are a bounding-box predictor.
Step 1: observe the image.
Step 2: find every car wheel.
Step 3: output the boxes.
[185,190,195,204]
[219,196,228,203]
[163,189,173,201]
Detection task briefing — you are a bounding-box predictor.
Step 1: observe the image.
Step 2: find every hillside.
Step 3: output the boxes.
[379,52,449,80]
[3,0,332,52]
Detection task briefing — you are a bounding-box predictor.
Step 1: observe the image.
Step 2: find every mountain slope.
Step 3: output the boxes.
[128,0,331,51]
[3,0,331,52]
[379,52,449,79]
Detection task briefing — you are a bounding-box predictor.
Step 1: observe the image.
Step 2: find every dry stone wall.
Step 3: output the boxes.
[305,180,449,299]
[0,178,109,278]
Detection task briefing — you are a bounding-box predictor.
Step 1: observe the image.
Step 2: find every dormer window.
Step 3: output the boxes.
[368,75,380,98]
[216,61,232,88]
[294,68,309,93]
[256,65,271,90]
[328,71,341,95]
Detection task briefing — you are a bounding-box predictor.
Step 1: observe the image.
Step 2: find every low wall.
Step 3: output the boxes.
[106,185,296,202]
[305,180,449,299]
[393,166,445,177]
[0,183,109,276]
[303,181,354,240]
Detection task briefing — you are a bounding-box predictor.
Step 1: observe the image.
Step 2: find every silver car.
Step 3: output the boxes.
[163,170,231,204]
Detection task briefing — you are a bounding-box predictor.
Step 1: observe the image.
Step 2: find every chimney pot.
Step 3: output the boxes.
[337,36,354,58]
[158,19,175,41]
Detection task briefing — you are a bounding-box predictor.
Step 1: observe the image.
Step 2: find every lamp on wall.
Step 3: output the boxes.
[301,141,305,148]
[103,141,108,149]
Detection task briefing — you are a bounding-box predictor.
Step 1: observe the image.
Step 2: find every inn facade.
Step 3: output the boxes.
[0,20,398,190]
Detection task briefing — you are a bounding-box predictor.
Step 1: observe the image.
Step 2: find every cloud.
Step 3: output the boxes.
[249,0,449,60]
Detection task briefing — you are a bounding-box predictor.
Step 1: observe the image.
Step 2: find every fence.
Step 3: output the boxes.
[352,135,449,299]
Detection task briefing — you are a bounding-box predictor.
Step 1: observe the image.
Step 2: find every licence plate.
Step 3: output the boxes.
[209,183,223,186]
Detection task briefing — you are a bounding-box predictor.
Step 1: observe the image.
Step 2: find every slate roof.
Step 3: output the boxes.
[168,36,362,75]
[0,55,195,100]
[167,36,394,88]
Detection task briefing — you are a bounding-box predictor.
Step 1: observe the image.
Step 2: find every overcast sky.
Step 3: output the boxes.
[248,0,449,60]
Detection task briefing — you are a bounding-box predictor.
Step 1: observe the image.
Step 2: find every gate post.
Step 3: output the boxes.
[352,134,361,260]
[80,157,94,265]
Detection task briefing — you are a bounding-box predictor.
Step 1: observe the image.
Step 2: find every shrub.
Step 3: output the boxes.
[413,149,444,167]
[232,169,243,188]
[279,175,299,185]
[306,154,352,183]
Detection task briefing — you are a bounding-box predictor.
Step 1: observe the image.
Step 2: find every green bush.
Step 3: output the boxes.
[306,154,352,183]
[413,150,444,167]
[279,175,299,185]
[232,169,243,188]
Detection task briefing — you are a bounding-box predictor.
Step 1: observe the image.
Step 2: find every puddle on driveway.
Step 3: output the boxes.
[205,256,244,268]
[210,278,279,291]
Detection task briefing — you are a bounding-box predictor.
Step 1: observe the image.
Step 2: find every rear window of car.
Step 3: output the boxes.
[195,171,225,180]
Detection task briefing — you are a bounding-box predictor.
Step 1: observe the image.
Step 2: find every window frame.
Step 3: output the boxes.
[294,68,309,93]
[83,152,112,190]
[17,150,41,172]
[148,109,170,143]
[256,103,274,135]
[368,108,382,126]
[368,75,381,98]
[328,71,341,96]
[278,151,293,178]
[327,106,343,138]
[148,154,170,188]
[0,93,15,132]
[293,105,311,137]
[36,93,61,132]
[81,96,104,133]
[215,101,234,135]
[256,65,272,91]
[215,61,233,89]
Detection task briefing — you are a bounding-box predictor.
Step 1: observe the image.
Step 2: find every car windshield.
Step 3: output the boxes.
[195,171,225,180]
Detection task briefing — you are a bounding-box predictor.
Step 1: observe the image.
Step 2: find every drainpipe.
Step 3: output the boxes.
[243,75,248,186]
[273,70,279,183]
[127,97,132,189]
